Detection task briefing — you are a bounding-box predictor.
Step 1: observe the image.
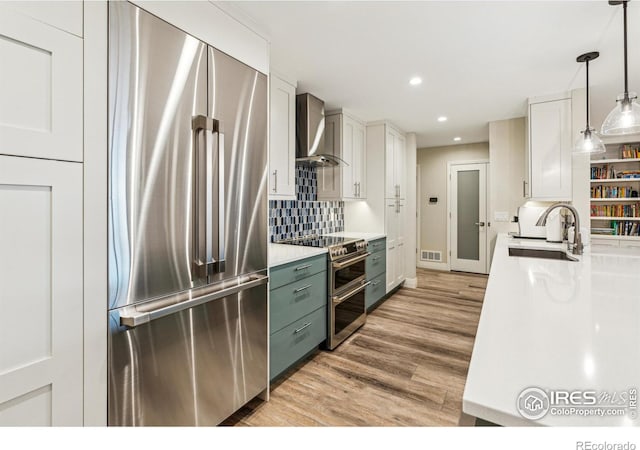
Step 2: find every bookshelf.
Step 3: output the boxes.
[590,135,640,243]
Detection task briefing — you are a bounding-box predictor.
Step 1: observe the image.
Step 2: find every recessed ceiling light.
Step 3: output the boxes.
[453,137,462,142]
[437,116,448,122]
[409,77,422,86]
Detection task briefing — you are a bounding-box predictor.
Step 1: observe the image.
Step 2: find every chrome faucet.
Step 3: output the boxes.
[536,203,583,255]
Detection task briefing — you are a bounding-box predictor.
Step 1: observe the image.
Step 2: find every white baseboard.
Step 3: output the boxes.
[417,260,450,271]
[403,277,418,289]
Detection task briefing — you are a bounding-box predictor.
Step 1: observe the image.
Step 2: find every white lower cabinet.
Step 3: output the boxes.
[385,200,407,292]
[0,155,83,425]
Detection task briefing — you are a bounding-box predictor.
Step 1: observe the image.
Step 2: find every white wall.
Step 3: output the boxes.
[488,117,526,263]
[417,142,489,264]
[404,133,417,286]
[571,88,590,233]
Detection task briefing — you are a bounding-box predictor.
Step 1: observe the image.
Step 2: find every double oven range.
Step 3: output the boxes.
[278,235,370,349]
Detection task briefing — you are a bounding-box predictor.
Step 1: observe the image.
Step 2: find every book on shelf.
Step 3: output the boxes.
[590,203,640,217]
[592,221,640,236]
[620,144,640,159]
[590,185,638,198]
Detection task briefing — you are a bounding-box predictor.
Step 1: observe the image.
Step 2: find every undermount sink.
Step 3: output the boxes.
[508,247,578,262]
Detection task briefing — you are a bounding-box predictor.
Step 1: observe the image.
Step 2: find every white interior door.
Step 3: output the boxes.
[450,163,488,274]
[0,155,83,425]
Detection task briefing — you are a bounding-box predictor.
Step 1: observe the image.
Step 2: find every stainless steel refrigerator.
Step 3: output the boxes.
[107,1,268,426]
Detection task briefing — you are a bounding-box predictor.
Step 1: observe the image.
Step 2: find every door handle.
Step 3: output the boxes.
[474,222,486,227]
[294,284,312,293]
[215,130,226,274]
[273,169,278,192]
[354,182,358,197]
[192,115,225,278]
[192,115,213,279]
[118,274,268,327]
[332,252,370,270]
[294,322,312,334]
[332,281,371,305]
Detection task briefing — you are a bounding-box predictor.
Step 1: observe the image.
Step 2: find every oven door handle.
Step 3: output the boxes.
[332,252,371,270]
[332,281,371,305]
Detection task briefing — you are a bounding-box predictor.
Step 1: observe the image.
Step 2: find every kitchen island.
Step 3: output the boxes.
[463,233,640,426]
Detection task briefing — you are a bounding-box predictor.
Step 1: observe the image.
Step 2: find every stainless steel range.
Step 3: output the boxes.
[278,235,369,349]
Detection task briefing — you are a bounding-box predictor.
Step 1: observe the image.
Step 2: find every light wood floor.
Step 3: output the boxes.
[223,268,487,426]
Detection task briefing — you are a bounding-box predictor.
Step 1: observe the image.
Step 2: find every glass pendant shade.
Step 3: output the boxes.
[574,128,605,154]
[601,93,640,135]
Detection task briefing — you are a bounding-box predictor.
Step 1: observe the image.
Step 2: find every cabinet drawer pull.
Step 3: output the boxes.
[294,322,312,334]
[294,264,312,271]
[372,280,381,286]
[294,284,312,293]
[372,256,381,261]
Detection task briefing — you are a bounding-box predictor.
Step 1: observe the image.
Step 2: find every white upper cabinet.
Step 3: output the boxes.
[3,1,83,37]
[318,111,367,200]
[527,94,572,200]
[385,126,406,199]
[0,6,83,162]
[269,74,296,199]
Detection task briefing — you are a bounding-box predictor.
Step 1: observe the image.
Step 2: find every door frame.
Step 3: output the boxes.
[447,160,490,274]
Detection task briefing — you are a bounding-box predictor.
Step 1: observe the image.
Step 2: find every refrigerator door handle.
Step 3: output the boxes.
[119,274,268,328]
[192,116,225,277]
[215,130,225,273]
[192,115,217,279]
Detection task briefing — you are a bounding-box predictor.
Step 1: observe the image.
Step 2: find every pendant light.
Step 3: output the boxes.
[601,0,640,135]
[575,52,606,154]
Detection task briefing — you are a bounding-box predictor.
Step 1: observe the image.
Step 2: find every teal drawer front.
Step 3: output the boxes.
[367,238,386,254]
[365,273,386,310]
[366,250,386,280]
[270,255,326,290]
[270,306,326,380]
[270,271,327,334]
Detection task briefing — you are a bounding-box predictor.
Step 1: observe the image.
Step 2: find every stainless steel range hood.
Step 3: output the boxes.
[296,93,345,167]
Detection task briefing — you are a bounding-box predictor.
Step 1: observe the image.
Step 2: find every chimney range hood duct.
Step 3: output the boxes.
[295,93,346,167]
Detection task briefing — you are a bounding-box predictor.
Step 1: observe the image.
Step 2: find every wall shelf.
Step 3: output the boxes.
[590,178,640,183]
[590,140,640,242]
[590,198,640,202]
[590,158,640,164]
[591,216,640,221]
[590,234,640,241]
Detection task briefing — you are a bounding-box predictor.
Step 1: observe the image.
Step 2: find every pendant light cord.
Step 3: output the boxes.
[586,58,590,129]
[624,0,629,95]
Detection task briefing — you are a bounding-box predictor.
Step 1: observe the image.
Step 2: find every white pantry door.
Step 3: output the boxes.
[450,163,488,274]
[0,155,83,426]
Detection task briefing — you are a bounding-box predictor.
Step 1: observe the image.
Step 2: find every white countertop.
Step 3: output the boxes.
[463,233,640,426]
[268,243,327,268]
[325,231,386,241]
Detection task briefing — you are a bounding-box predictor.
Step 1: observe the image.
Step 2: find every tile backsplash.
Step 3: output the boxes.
[269,165,344,242]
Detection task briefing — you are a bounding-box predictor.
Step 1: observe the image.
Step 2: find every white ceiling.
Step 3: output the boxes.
[230,1,640,148]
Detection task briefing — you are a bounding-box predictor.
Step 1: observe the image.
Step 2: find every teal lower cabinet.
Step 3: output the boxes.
[269,306,326,380]
[365,238,387,311]
[365,273,386,310]
[269,255,327,381]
